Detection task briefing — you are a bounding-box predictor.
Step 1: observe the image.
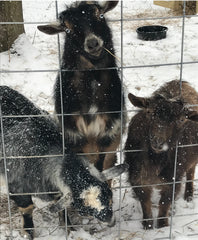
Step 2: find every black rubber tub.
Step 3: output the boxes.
[136,25,168,41]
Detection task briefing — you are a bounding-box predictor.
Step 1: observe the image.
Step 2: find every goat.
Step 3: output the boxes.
[37,1,126,174]
[124,80,198,229]
[0,86,127,239]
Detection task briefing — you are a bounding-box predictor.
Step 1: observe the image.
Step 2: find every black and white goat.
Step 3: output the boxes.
[0,86,127,239]
[38,1,126,173]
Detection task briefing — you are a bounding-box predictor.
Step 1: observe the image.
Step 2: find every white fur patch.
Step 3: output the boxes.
[80,186,105,211]
[162,143,169,151]
[106,118,121,139]
[76,114,105,138]
[88,105,98,114]
[65,129,83,144]
[76,111,121,139]
[64,108,121,144]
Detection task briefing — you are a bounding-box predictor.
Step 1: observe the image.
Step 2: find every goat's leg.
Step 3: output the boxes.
[102,135,121,185]
[184,165,196,202]
[82,141,100,167]
[134,186,153,229]
[81,136,120,185]
[51,194,74,232]
[103,151,117,170]
[11,195,34,239]
[157,186,172,228]
[81,134,120,174]
[95,153,105,172]
[103,151,117,186]
[157,181,181,228]
[58,210,74,233]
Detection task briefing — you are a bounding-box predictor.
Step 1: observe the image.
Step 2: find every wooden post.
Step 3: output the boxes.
[0,1,25,53]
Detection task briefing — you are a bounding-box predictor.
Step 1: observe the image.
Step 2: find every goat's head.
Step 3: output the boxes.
[72,162,128,225]
[55,159,127,225]
[128,92,198,153]
[37,1,118,60]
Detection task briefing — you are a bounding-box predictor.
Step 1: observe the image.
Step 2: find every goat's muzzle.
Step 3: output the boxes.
[84,34,104,58]
[150,136,169,153]
[99,208,115,225]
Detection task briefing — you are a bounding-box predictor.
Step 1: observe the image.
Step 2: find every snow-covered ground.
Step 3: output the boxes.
[1,1,198,239]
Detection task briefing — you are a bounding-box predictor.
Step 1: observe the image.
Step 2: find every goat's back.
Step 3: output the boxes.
[0,86,41,116]
[154,80,198,111]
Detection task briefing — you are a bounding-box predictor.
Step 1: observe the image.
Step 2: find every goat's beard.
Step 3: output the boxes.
[84,48,105,60]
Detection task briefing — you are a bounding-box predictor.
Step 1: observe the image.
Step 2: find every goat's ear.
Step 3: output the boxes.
[187,110,198,122]
[100,1,119,13]
[101,163,128,181]
[37,23,64,35]
[128,93,149,108]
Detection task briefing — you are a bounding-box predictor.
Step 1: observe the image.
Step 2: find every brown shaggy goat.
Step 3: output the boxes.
[124,80,198,229]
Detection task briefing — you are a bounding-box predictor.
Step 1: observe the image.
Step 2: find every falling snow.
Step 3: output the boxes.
[1,1,198,240]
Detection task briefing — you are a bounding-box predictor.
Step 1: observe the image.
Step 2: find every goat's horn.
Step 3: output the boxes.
[102,163,128,181]
[85,1,119,13]
[85,1,95,4]
[100,1,119,13]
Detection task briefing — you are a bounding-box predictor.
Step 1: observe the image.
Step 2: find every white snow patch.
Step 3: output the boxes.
[1,0,198,239]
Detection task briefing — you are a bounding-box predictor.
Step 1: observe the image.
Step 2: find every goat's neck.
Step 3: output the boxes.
[62,44,116,71]
[78,55,95,70]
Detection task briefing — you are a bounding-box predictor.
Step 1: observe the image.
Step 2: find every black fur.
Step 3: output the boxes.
[0,86,113,238]
[38,1,125,171]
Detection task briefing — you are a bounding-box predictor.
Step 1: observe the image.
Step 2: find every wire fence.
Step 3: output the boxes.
[1,1,198,240]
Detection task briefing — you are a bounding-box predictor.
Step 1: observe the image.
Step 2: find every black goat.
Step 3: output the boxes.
[37,1,126,173]
[124,80,198,229]
[0,86,127,239]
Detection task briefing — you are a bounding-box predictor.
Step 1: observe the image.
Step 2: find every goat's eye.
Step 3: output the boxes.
[146,109,152,114]
[100,14,104,19]
[65,28,71,34]
[177,117,185,124]
[63,20,73,34]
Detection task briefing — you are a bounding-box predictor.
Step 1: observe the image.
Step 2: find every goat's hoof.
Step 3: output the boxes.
[157,219,169,228]
[143,220,153,230]
[20,230,33,240]
[185,195,193,202]
[107,215,116,227]
[89,227,98,235]
[49,204,60,213]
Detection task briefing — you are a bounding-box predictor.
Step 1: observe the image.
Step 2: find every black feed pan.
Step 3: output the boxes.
[137,25,168,41]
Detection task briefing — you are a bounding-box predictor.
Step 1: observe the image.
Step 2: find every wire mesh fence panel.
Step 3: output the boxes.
[1,1,198,240]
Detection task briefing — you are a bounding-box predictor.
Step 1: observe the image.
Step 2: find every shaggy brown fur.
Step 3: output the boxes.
[125,80,198,229]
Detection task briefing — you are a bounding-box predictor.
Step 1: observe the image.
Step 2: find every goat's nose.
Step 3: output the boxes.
[151,136,168,152]
[87,38,99,50]
[84,34,103,56]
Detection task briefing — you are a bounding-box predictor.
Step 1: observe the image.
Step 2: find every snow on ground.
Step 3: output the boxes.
[0,1,198,239]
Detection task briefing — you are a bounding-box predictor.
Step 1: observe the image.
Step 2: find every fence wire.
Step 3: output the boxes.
[0,1,198,240]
